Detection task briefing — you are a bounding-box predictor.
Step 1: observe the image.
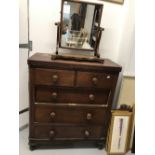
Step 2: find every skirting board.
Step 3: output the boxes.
[19,111,29,129]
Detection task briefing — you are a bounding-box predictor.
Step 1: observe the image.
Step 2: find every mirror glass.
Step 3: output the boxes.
[60,1,102,50]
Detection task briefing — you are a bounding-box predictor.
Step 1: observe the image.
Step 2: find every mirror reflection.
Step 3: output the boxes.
[61,1,102,50]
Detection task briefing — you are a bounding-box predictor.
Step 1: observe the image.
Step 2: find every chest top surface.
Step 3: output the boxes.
[28,53,122,72]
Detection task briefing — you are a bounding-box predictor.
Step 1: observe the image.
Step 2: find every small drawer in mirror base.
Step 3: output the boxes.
[51,54,104,63]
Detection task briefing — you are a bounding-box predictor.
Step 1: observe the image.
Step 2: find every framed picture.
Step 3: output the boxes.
[106,110,132,155]
[101,0,124,5]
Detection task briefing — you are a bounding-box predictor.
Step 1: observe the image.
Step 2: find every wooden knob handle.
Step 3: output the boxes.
[89,94,95,101]
[50,112,56,118]
[49,130,55,138]
[106,75,111,79]
[84,130,90,137]
[92,77,98,85]
[87,113,92,120]
[51,92,57,99]
[52,74,58,83]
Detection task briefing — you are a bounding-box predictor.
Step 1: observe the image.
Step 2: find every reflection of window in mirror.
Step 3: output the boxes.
[62,2,70,34]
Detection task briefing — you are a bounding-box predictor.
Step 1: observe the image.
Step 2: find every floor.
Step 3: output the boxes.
[19,127,134,155]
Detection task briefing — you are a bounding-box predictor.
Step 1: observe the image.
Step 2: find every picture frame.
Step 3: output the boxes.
[101,0,124,5]
[129,104,135,150]
[106,110,132,155]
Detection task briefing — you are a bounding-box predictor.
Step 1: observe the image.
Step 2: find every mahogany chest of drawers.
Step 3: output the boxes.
[28,53,121,150]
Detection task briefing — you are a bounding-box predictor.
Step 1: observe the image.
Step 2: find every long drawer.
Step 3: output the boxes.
[76,71,115,88]
[34,68,75,86]
[33,125,105,140]
[34,104,109,125]
[35,87,111,105]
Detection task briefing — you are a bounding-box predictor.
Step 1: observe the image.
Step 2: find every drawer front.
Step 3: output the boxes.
[35,104,109,125]
[35,68,74,86]
[36,88,110,105]
[34,125,105,140]
[76,71,115,88]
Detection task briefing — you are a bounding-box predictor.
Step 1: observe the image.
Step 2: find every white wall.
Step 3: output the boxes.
[115,0,135,76]
[29,0,61,53]
[19,0,29,128]
[84,5,95,41]
[100,0,135,76]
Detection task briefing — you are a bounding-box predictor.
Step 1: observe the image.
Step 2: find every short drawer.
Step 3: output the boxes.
[34,104,109,125]
[76,71,115,88]
[33,125,105,140]
[34,68,74,86]
[35,88,111,105]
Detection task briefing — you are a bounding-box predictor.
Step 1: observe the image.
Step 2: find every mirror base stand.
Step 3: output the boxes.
[51,54,104,63]
[53,19,104,63]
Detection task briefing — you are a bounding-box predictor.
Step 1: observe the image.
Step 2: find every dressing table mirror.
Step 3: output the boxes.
[52,0,104,62]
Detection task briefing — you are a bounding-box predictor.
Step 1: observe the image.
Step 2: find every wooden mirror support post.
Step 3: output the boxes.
[94,27,104,58]
[55,22,61,55]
